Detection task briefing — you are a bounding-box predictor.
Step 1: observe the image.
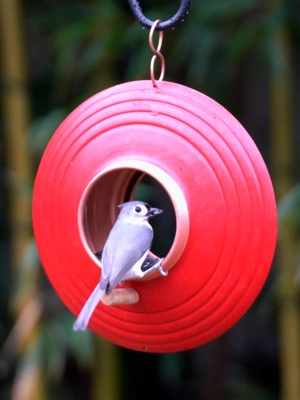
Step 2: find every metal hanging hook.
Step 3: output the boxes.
[149,20,165,87]
[127,0,190,31]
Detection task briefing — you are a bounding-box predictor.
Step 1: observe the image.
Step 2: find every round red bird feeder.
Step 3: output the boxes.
[33,80,277,353]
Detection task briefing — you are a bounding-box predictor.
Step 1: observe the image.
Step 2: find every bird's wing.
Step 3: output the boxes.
[101,222,153,292]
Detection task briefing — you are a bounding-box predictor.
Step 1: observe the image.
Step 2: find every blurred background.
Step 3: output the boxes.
[0,0,300,399]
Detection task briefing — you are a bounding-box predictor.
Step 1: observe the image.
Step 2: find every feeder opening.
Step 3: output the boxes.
[78,161,189,279]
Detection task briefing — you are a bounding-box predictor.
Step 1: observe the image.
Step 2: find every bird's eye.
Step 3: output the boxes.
[135,206,142,213]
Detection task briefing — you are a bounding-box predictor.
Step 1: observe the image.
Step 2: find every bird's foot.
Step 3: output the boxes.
[157,263,168,276]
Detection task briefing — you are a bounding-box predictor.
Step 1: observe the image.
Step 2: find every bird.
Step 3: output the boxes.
[73,200,167,331]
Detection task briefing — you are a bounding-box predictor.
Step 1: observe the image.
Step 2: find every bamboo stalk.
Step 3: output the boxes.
[92,337,120,400]
[0,0,45,398]
[0,0,32,259]
[84,1,121,398]
[269,22,300,400]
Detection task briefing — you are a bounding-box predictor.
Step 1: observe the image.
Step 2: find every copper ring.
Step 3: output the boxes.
[149,20,165,87]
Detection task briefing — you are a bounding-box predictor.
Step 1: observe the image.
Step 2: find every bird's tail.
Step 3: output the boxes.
[73,285,105,331]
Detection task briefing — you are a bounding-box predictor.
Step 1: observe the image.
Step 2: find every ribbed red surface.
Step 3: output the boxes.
[32,80,277,352]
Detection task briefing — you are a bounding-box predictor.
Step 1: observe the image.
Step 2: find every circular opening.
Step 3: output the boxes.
[78,160,189,280]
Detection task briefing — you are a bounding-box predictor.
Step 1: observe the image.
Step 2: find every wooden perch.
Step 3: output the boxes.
[102,288,139,306]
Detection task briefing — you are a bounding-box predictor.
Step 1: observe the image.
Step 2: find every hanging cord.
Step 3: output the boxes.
[149,20,165,87]
[127,0,190,31]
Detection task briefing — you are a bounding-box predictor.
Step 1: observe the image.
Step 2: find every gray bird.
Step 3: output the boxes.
[73,200,167,331]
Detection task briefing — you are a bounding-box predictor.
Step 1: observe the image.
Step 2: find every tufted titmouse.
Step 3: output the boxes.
[73,200,167,331]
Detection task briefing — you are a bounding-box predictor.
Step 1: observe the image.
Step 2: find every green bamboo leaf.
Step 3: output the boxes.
[198,0,259,22]
[28,109,67,155]
[41,321,66,382]
[60,313,94,368]
[277,184,300,225]
[186,29,222,84]
[76,27,127,76]
[226,20,265,61]
[8,170,33,199]
[12,240,40,301]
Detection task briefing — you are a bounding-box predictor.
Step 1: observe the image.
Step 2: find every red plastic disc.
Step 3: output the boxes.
[33,80,277,352]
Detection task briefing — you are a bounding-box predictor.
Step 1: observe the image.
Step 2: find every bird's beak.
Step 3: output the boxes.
[147,207,163,217]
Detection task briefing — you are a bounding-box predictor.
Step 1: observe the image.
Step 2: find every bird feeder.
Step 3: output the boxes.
[33,78,277,352]
[32,7,277,353]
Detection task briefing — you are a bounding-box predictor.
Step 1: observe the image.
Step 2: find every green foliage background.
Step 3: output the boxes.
[1,0,300,399]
